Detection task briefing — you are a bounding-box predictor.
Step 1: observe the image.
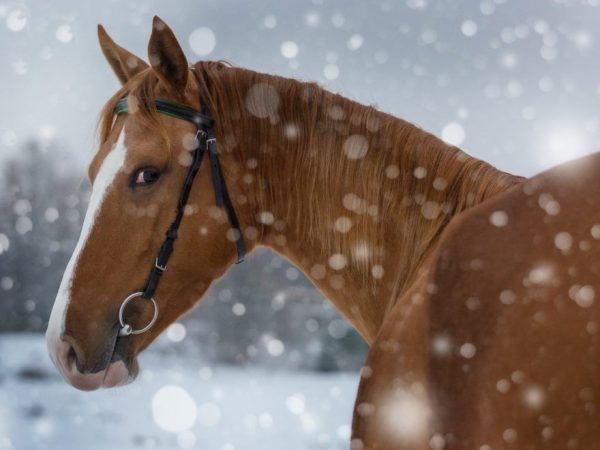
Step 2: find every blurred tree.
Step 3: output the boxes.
[0,139,87,331]
[189,250,368,372]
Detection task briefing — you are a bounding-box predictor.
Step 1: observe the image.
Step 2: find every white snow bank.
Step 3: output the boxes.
[0,334,359,450]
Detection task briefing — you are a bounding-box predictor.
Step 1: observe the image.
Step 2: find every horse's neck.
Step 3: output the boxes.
[218,72,521,342]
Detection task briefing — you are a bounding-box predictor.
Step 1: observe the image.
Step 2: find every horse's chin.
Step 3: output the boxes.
[101,354,140,390]
[101,360,136,389]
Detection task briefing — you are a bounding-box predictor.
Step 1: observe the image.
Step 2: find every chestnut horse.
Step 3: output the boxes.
[46,17,599,449]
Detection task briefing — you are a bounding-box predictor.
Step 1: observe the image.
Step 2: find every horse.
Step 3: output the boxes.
[45,16,599,449]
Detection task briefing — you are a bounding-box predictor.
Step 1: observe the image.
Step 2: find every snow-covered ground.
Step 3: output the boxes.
[0,334,359,450]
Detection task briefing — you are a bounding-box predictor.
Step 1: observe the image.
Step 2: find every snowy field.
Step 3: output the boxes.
[0,334,359,450]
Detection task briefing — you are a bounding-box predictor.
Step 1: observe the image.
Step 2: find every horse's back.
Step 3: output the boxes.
[428,152,600,448]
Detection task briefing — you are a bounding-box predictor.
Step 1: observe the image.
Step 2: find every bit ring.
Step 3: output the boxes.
[118,292,159,336]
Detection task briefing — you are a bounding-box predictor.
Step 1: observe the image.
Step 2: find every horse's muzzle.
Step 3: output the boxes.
[51,338,132,391]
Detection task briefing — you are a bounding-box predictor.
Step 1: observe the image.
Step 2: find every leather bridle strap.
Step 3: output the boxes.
[192,66,247,263]
[114,70,246,303]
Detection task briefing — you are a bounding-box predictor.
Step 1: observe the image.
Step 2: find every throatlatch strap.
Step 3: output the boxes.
[192,65,246,264]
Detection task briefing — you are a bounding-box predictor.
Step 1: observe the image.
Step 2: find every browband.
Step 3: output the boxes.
[114,97,215,128]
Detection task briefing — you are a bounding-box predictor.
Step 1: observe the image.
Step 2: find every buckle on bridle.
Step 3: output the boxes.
[155,258,167,272]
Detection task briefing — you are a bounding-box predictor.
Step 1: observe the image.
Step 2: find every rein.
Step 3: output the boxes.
[115,68,246,337]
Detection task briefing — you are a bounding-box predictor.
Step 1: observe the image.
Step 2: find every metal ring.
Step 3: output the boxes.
[118,292,159,336]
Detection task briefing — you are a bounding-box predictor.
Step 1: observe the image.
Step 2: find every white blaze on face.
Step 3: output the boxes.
[45,131,127,365]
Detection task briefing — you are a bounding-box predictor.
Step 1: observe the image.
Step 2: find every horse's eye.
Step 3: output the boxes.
[132,167,161,187]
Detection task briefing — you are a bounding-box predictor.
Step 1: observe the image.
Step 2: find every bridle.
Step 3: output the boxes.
[114,66,246,337]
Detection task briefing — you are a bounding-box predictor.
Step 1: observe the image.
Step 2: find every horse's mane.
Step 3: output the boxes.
[98,61,519,290]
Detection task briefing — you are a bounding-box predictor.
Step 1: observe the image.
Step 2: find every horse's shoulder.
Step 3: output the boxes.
[428,151,600,287]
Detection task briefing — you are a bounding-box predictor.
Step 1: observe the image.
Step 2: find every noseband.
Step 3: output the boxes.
[114,68,246,337]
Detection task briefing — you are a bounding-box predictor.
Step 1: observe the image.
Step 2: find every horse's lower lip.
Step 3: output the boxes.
[101,360,132,388]
[62,360,132,391]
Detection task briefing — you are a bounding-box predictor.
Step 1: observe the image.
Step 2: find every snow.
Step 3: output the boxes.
[441,122,466,147]
[371,265,384,279]
[431,334,452,358]
[499,289,516,305]
[489,210,509,227]
[528,264,554,285]
[166,323,187,342]
[55,24,73,44]
[280,41,299,59]
[502,428,518,444]
[522,385,546,411]
[379,387,429,444]
[245,83,280,119]
[460,20,478,38]
[569,284,595,308]
[334,217,352,234]
[0,277,13,290]
[323,63,340,81]
[0,334,358,450]
[5,9,26,32]
[554,231,573,251]
[538,193,560,216]
[263,15,277,30]
[496,379,511,394]
[231,302,246,316]
[328,254,347,271]
[346,35,363,51]
[152,385,198,432]
[384,165,400,179]
[188,28,217,57]
[343,135,369,160]
[542,126,589,167]
[15,216,32,234]
[413,167,427,179]
[459,342,477,359]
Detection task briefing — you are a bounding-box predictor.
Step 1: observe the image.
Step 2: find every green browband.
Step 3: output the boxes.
[114,97,214,128]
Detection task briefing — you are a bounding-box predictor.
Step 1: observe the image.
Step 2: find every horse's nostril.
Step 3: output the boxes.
[57,338,83,375]
[67,345,77,366]
[56,341,73,375]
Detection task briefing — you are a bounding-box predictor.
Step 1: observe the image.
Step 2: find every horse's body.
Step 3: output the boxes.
[45,17,599,449]
[353,154,600,448]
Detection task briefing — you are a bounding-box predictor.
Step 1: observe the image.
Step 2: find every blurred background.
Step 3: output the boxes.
[0,0,599,449]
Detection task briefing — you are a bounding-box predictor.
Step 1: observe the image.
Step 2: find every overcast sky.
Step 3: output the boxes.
[1,0,599,176]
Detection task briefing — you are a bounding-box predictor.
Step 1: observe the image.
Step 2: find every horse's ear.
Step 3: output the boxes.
[97,25,148,85]
[148,16,188,94]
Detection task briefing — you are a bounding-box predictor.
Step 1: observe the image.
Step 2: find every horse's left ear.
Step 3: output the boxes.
[148,16,188,94]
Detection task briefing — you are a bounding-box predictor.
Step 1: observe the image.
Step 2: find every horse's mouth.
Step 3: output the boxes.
[49,336,135,391]
[110,332,132,363]
[107,330,140,383]
[49,325,139,391]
